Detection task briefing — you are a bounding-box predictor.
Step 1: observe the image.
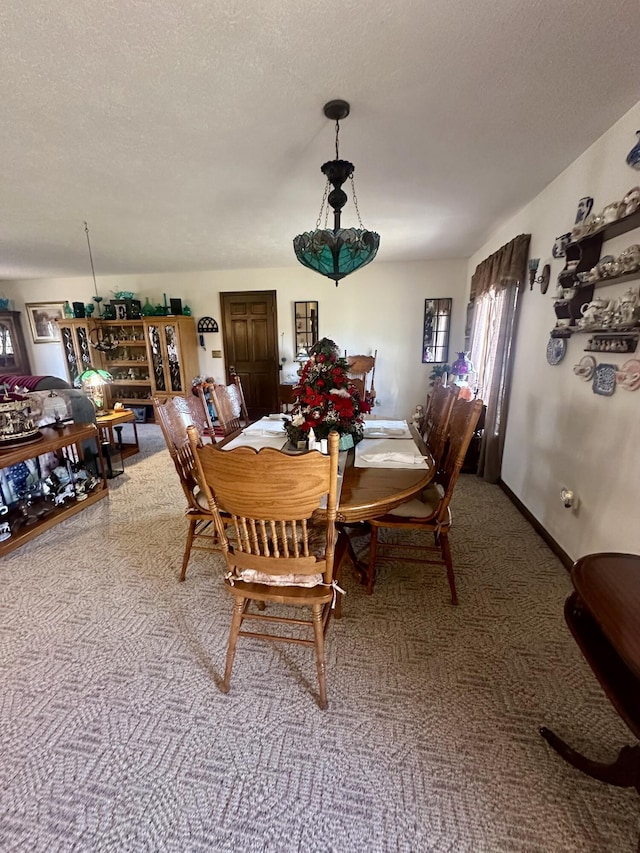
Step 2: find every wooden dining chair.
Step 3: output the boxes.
[153,394,222,581]
[199,376,250,437]
[423,382,459,469]
[365,397,483,604]
[187,426,340,709]
[345,351,377,405]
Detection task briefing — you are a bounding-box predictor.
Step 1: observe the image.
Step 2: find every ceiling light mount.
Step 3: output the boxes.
[323,99,350,123]
[293,99,380,286]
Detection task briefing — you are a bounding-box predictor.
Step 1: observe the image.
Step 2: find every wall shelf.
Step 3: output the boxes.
[587,270,640,290]
[552,202,640,335]
[568,207,640,249]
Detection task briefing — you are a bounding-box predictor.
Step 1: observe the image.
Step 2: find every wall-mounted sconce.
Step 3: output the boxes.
[528,259,551,293]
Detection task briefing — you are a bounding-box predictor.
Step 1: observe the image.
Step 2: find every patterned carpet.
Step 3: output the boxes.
[0,424,637,852]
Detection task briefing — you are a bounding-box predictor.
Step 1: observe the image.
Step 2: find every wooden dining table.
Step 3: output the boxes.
[218,419,435,615]
[220,419,435,521]
[336,426,434,522]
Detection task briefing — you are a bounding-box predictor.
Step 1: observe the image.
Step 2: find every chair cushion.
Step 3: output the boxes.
[194,486,210,511]
[234,569,323,588]
[388,482,444,518]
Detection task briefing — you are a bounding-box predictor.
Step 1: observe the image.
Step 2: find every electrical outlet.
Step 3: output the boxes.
[211,349,222,358]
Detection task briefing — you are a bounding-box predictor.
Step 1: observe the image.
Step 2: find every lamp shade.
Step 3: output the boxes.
[293,227,380,282]
[451,352,473,377]
[74,368,113,413]
[74,369,112,388]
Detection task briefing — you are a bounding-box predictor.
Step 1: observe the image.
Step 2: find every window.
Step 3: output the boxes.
[469,285,519,428]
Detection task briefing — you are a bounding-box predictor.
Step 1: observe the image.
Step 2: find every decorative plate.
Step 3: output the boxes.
[546,337,567,365]
[573,355,596,381]
[617,358,640,392]
[592,363,617,396]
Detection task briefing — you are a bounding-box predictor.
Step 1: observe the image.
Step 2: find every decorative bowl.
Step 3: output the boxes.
[603,200,625,224]
[623,186,640,216]
[597,255,616,277]
[113,291,135,300]
[618,244,640,273]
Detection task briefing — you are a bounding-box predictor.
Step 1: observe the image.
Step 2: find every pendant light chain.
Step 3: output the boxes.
[84,221,99,297]
[349,175,365,229]
[335,119,341,159]
[315,179,330,230]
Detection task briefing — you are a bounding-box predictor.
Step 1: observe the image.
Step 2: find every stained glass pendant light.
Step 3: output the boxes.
[293,100,380,286]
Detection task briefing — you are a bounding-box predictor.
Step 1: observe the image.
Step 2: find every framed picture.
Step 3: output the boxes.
[422,298,452,363]
[25,302,66,343]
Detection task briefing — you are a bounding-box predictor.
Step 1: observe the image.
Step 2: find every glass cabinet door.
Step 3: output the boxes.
[164,324,183,392]
[147,324,167,392]
[0,322,17,371]
[59,324,92,384]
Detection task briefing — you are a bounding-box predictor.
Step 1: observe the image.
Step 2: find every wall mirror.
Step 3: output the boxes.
[294,301,318,352]
[422,298,452,363]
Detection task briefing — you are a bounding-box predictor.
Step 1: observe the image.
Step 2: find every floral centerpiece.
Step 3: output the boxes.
[284,337,371,448]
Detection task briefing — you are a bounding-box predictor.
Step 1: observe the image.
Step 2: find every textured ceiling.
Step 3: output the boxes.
[1,0,639,279]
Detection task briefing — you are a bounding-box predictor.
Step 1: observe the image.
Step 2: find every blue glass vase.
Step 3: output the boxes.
[338,433,354,451]
[626,131,640,170]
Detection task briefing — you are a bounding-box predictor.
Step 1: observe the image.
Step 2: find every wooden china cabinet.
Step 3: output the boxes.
[97,319,153,410]
[0,311,32,376]
[56,316,199,416]
[143,316,199,398]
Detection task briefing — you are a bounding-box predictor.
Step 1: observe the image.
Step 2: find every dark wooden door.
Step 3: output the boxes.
[220,290,279,419]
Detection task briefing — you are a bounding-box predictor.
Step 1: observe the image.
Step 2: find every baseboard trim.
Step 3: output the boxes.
[498,479,573,571]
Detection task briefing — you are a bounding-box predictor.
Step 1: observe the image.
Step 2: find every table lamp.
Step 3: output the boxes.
[75,368,112,414]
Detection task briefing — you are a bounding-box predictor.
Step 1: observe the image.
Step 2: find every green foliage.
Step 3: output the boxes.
[429,363,450,387]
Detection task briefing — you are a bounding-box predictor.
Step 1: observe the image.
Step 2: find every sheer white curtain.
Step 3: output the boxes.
[470,287,510,401]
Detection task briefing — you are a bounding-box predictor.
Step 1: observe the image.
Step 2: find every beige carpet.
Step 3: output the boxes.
[0,424,637,852]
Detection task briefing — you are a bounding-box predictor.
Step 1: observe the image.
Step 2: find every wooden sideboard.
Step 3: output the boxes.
[0,423,108,557]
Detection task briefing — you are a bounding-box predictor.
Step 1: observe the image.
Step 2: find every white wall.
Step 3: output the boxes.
[468,100,640,558]
[1,259,468,421]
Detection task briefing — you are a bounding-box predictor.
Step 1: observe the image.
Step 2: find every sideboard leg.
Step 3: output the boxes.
[540,726,640,793]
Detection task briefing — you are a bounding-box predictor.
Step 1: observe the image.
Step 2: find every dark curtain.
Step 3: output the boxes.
[471,234,531,483]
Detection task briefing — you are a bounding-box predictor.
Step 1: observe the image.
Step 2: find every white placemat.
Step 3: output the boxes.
[355,437,428,469]
[242,415,290,436]
[362,418,412,439]
[222,433,288,451]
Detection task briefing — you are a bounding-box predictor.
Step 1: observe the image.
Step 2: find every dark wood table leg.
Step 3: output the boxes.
[540,727,640,793]
[333,531,350,619]
[336,521,371,586]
